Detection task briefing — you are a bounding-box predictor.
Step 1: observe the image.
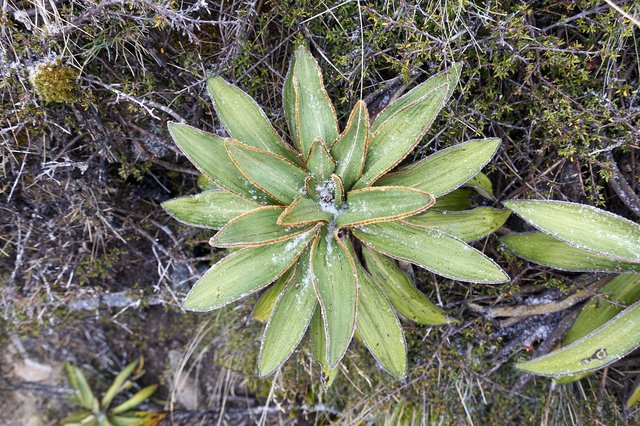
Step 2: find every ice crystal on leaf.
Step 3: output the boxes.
[162,45,509,384]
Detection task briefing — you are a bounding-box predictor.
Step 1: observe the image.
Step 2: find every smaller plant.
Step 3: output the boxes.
[501,200,640,379]
[29,61,80,104]
[62,357,164,426]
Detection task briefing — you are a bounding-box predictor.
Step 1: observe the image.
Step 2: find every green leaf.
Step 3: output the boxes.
[210,206,314,248]
[283,49,299,149]
[101,359,139,408]
[207,77,301,165]
[259,248,317,376]
[311,308,338,388]
[375,138,500,197]
[501,232,640,273]
[432,189,472,211]
[330,174,345,207]
[292,45,339,157]
[109,414,146,426]
[162,190,261,229]
[361,246,450,325]
[505,200,640,264]
[464,172,494,199]
[168,122,271,203]
[565,273,640,346]
[183,227,318,311]
[307,138,336,183]
[336,186,435,228]
[277,196,333,227]
[331,100,369,190]
[65,363,97,410]
[354,84,449,189]
[371,63,461,134]
[253,268,294,322]
[111,384,157,414]
[406,207,511,242]
[310,228,358,367]
[225,139,307,204]
[516,299,640,377]
[197,174,220,191]
[353,221,509,284]
[347,243,407,379]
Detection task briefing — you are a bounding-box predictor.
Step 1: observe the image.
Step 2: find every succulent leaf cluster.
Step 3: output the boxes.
[62,358,163,426]
[163,45,509,381]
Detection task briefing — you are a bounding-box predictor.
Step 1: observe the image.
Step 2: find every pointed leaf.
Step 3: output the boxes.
[184,227,317,311]
[464,172,494,199]
[432,189,472,211]
[102,359,139,408]
[354,84,448,189]
[167,122,271,203]
[283,49,299,150]
[162,190,261,229]
[293,45,339,157]
[211,206,314,248]
[259,248,317,376]
[111,384,157,414]
[505,200,640,264]
[501,232,640,273]
[516,299,640,377]
[337,186,435,228]
[361,246,450,325]
[65,363,97,410]
[225,139,307,204]
[331,101,369,190]
[564,273,640,345]
[353,221,509,284]
[310,228,358,367]
[307,138,336,182]
[311,308,338,388]
[345,242,406,378]
[330,174,344,207]
[375,138,500,197]
[406,207,511,242]
[277,196,332,227]
[253,268,294,322]
[371,63,461,134]
[207,77,301,164]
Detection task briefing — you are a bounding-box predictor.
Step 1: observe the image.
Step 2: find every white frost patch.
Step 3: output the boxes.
[523,325,552,347]
[524,294,556,305]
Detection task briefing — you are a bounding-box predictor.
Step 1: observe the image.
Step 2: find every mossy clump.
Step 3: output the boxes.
[30,62,80,104]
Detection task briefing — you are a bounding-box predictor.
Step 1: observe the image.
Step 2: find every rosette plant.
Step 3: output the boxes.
[162,45,509,382]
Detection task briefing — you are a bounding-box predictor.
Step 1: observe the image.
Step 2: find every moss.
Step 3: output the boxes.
[30,62,81,104]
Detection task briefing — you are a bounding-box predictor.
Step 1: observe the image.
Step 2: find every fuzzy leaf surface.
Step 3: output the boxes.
[331,101,369,190]
[353,221,508,284]
[162,190,261,229]
[311,308,338,388]
[259,248,317,376]
[355,84,448,189]
[310,229,357,368]
[361,246,450,324]
[406,207,510,242]
[349,244,407,378]
[337,186,435,228]
[505,200,640,264]
[371,63,461,133]
[253,268,294,322]
[211,206,314,248]
[278,196,333,226]
[293,45,339,157]
[226,140,307,204]
[207,77,301,164]
[501,232,640,273]
[307,138,336,182]
[168,122,271,203]
[375,138,500,197]
[517,299,640,377]
[183,228,317,311]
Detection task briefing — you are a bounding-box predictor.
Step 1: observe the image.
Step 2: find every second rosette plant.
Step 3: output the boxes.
[163,45,509,382]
